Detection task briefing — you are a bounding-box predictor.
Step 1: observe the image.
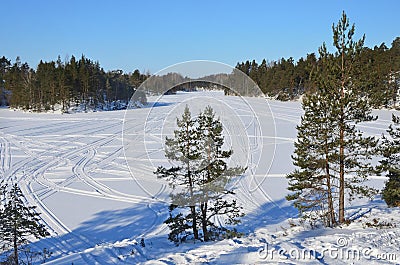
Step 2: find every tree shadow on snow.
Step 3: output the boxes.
[213,199,298,264]
[146,101,174,108]
[239,198,298,233]
[27,202,170,264]
[27,199,299,264]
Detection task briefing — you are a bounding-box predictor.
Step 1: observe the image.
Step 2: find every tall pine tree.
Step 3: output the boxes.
[286,92,337,227]
[287,11,378,226]
[330,11,378,223]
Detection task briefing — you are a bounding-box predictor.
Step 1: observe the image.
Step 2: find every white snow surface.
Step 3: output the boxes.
[0,91,399,264]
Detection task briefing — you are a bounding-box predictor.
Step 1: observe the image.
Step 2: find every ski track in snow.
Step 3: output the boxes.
[1,92,399,264]
[1,112,164,264]
[0,134,11,179]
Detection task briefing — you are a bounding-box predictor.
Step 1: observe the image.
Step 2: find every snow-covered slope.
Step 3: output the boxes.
[0,91,399,264]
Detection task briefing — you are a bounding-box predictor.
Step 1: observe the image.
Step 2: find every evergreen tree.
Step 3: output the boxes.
[56,56,69,112]
[196,106,245,241]
[1,54,147,112]
[380,115,400,207]
[36,60,57,110]
[155,106,245,243]
[155,105,201,242]
[5,57,31,109]
[78,55,90,110]
[287,11,379,226]
[0,56,11,106]
[0,183,50,265]
[329,11,378,223]
[236,34,400,104]
[286,93,337,227]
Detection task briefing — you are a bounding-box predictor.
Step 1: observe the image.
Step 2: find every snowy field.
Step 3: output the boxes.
[1,91,399,264]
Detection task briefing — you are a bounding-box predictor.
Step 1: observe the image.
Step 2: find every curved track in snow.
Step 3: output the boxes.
[1,93,394,264]
[0,112,165,264]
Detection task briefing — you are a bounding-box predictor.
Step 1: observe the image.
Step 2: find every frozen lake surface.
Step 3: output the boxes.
[1,91,399,264]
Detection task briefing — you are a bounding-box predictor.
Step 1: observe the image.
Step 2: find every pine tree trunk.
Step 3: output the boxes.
[338,46,346,224]
[201,202,209,241]
[339,127,345,224]
[326,173,335,227]
[190,205,199,240]
[325,138,336,227]
[186,124,199,240]
[188,169,198,240]
[13,223,19,265]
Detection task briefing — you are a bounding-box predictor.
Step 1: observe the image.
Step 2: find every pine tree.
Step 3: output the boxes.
[163,205,191,243]
[155,106,245,243]
[286,93,337,227]
[381,115,400,207]
[0,183,50,265]
[155,105,201,241]
[196,106,245,241]
[5,58,31,109]
[287,11,379,226]
[56,57,69,112]
[78,55,90,111]
[330,11,379,223]
[0,57,11,106]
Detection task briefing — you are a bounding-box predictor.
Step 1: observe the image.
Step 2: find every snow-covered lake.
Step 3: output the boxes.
[1,91,399,264]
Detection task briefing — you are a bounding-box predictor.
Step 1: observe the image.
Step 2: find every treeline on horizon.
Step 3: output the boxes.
[0,55,148,112]
[1,36,399,111]
[237,36,400,107]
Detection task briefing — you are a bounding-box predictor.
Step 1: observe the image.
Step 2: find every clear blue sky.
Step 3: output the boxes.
[1,0,399,74]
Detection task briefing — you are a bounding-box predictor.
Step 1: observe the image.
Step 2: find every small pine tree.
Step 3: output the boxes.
[196,106,245,241]
[155,105,201,241]
[381,114,400,207]
[155,106,245,243]
[0,183,50,265]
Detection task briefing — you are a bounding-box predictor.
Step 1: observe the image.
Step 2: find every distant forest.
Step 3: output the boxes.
[1,36,399,111]
[237,37,400,107]
[0,55,148,112]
